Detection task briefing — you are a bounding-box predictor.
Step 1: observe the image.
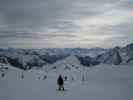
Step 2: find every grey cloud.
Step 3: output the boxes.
[0,0,133,48]
[0,30,76,39]
[117,0,133,9]
[0,0,117,30]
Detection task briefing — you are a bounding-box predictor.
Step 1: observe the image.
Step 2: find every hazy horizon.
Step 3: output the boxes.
[0,0,133,48]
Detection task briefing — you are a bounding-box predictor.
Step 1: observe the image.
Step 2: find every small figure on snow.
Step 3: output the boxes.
[57,75,64,91]
[43,75,47,80]
[64,76,67,81]
[1,72,5,78]
[21,72,24,79]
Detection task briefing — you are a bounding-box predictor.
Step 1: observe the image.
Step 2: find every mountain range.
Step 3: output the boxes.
[0,43,133,70]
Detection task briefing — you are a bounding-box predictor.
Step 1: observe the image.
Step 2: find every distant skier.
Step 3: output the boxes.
[1,72,5,78]
[64,76,67,81]
[57,75,64,91]
[21,72,24,79]
[43,75,47,80]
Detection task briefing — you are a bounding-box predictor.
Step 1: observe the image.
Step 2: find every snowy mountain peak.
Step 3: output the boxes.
[63,55,81,65]
[46,55,82,71]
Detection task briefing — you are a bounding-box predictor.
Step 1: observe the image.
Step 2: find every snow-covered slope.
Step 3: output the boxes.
[1,43,133,100]
[1,63,133,100]
[42,55,85,81]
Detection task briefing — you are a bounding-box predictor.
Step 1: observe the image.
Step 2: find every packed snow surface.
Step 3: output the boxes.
[0,62,133,100]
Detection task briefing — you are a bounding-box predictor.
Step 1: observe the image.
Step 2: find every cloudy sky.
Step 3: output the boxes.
[0,0,133,48]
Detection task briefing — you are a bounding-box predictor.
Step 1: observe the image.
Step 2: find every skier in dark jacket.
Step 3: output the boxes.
[57,75,64,91]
